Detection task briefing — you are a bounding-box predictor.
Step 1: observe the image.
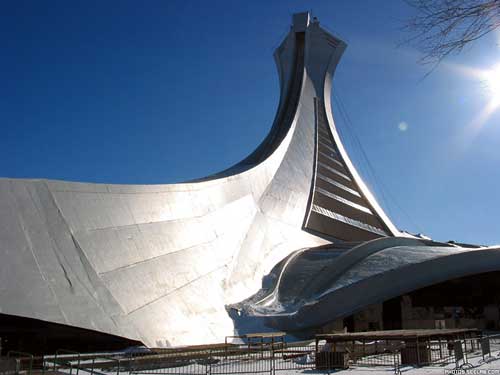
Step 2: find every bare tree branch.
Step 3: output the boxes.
[404,0,500,64]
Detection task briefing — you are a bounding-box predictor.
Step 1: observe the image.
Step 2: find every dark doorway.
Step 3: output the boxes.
[383,296,402,330]
[343,315,355,332]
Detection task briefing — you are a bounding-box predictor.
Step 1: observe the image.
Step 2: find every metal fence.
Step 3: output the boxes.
[43,351,125,375]
[36,342,318,375]
[126,342,318,375]
[2,351,37,375]
[5,333,500,375]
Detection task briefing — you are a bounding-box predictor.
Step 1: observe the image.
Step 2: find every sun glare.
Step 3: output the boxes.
[483,64,500,106]
[442,60,500,139]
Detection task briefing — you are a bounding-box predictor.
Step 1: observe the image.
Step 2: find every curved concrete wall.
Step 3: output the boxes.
[3,12,461,348]
[238,238,500,332]
[2,13,397,347]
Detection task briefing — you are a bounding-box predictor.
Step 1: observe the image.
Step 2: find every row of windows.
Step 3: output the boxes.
[317,172,361,198]
[311,204,387,237]
[315,186,372,215]
[317,161,351,182]
[318,150,346,169]
[307,99,388,238]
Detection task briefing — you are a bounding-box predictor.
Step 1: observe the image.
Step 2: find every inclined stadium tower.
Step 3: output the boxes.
[1,12,499,352]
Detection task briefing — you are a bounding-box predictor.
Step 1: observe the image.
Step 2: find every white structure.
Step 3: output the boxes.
[1,12,498,349]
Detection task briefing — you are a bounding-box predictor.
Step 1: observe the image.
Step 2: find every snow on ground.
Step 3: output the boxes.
[46,348,500,375]
[282,350,500,374]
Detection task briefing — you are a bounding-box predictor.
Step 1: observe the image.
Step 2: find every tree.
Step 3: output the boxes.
[405,0,500,63]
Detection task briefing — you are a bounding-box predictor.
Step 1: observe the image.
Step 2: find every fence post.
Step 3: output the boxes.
[55,349,80,375]
[416,337,420,366]
[480,336,492,360]
[270,345,274,375]
[489,336,492,359]
[261,337,264,359]
[207,349,211,375]
[7,351,33,375]
[394,351,401,375]
[224,337,227,361]
[454,339,468,369]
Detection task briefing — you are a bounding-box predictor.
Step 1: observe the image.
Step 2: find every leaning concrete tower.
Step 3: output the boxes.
[0,12,403,348]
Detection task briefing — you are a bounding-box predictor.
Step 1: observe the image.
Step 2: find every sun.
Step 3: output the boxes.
[441,60,500,139]
[483,64,500,106]
[446,61,500,108]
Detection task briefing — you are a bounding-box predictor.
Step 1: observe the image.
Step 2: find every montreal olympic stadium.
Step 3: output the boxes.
[1,12,500,353]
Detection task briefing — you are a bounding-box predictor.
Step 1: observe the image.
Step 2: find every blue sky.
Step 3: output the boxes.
[1,1,499,245]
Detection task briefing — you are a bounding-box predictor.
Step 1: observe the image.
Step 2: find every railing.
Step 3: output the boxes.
[346,340,402,374]
[7,333,500,375]
[43,351,125,375]
[6,351,33,375]
[125,342,317,374]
